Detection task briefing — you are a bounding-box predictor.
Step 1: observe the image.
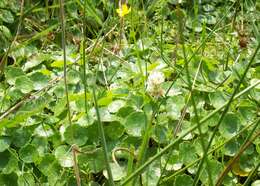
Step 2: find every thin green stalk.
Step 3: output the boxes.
[59,0,72,126]
[157,19,210,186]
[180,12,213,186]
[243,162,260,186]
[156,60,203,186]
[193,42,260,185]
[136,112,153,166]
[72,145,81,186]
[126,145,135,186]
[161,118,258,183]
[8,148,41,184]
[133,111,154,185]
[82,0,89,120]
[216,119,260,186]
[120,79,260,186]
[0,0,24,73]
[92,88,115,186]
[160,4,164,58]
[154,3,235,91]
[185,2,236,67]
[44,0,49,19]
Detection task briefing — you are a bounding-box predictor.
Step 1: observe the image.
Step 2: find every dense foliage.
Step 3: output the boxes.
[0,0,259,185]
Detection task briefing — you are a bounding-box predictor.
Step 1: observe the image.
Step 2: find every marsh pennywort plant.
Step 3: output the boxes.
[0,0,259,185]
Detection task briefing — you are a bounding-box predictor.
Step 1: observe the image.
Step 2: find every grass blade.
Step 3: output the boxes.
[59,0,72,126]
[121,79,260,186]
[92,88,115,186]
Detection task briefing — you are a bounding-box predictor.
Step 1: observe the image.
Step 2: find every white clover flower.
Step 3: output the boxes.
[109,83,119,90]
[147,71,165,86]
[147,71,165,97]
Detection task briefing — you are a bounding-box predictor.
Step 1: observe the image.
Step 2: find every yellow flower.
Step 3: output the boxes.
[116,4,131,17]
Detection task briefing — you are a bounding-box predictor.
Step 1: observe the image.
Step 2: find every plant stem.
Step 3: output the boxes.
[60,0,72,126]
[92,88,115,186]
[133,111,154,185]
[161,118,258,183]
[193,42,260,185]
[121,79,260,186]
[72,145,81,186]
[179,9,213,185]
[82,0,89,120]
[243,162,260,186]
[216,119,260,186]
[0,0,24,73]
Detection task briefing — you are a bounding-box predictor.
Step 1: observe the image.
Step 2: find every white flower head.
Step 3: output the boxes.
[109,83,119,90]
[147,71,165,86]
[147,71,165,97]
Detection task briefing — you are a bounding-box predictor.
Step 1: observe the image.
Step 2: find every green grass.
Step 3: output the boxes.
[0,0,259,185]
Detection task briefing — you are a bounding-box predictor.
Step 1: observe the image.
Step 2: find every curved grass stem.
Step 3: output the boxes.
[193,42,260,186]
[92,88,115,186]
[121,79,260,186]
[60,0,72,126]
[216,119,260,186]
[161,118,259,183]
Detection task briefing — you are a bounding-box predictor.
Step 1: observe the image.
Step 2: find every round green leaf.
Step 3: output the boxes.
[85,123,99,144]
[0,150,18,174]
[103,163,126,181]
[31,137,48,156]
[238,104,257,124]
[165,150,182,171]
[29,72,50,90]
[239,154,255,172]
[104,121,125,140]
[206,15,217,25]
[0,151,10,171]
[18,173,35,186]
[64,124,88,146]
[67,70,81,84]
[54,145,73,167]
[5,67,26,85]
[38,154,61,177]
[179,142,197,165]
[200,159,224,185]
[252,180,260,186]
[166,95,185,120]
[117,106,135,118]
[23,53,49,71]
[203,4,215,12]
[19,144,39,163]
[108,100,125,113]
[174,174,194,186]
[34,124,54,137]
[1,10,14,23]
[0,136,11,152]
[152,125,168,144]
[12,128,31,147]
[219,113,241,138]
[209,91,228,108]
[90,107,117,122]
[15,76,34,93]
[0,173,18,186]
[223,140,240,156]
[207,113,220,127]
[126,95,144,109]
[142,162,161,186]
[78,147,105,173]
[124,111,146,137]
[53,85,65,98]
[0,25,12,40]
